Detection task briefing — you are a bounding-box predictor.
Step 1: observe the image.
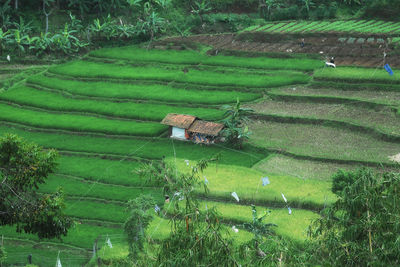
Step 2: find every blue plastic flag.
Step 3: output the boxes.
[204,176,209,185]
[288,207,292,215]
[262,177,270,186]
[384,64,394,76]
[154,204,160,213]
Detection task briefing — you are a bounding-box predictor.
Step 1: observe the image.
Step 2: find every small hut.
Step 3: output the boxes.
[161,113,224,144]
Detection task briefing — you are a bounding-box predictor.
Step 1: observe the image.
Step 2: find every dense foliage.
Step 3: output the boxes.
[0,134,72,239]
[310,168,400,266]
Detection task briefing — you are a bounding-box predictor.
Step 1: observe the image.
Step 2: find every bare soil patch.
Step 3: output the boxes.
[165,33,400,68]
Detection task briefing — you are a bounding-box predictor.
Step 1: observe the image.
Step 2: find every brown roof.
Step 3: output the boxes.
[188,120,224,136]
[161,113,197,128]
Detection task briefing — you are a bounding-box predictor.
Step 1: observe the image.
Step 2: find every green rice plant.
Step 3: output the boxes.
[368,21,396,34]
[38,175,162,202]
[147,216,254,244]
[1,85,225,121]
[253,154,359,182]
[0,224,124,249]
[355,21,386,33]
[254,23,275,32]
[64,200,128,223]
[261,22,286,32]
[272,22,297,32]
[290,21,320,33]
[302,21,331,32]
[249,120,400,163]
[333,20,365,33]
[89,47,322,71]
[49,61,312,89]
[319,21,349,32]
[248,99,400,137]
[197,201,319,242]
[282,21,309,33]
[27,74,261,105]
[0,125,267,167]
[0,102,167,136]
[173,158,336,208]
[314,67,400,84]
[56,155,144,186]
[348,20,377,32]
[272,86,400,107]
[2,239,88,267]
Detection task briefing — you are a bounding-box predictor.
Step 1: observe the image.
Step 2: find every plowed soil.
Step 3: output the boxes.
[164,33,400,68]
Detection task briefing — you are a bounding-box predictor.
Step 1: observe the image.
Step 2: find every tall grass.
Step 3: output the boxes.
[0,102,167,136]
[0,125,267,167]
[49,61,311,89]
[1,85,225,121]
[90,47,323,71]
[27,74,261,104]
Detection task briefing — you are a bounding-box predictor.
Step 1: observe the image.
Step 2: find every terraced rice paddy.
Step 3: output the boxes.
[245,20,400,35]
[1,41,399,266]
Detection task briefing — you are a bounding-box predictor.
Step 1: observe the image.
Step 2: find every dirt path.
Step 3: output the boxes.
[164,33,399,68]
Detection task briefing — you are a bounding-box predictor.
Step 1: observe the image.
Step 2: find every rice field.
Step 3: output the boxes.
[244,20,400,35]
[1,39,399,265]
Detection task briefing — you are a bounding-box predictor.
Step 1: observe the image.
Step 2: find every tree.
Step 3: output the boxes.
[222,98,254,149]
[155,157,238,266]
[309,168,400,266]
[124,195,155,260]
[0,134,73,239]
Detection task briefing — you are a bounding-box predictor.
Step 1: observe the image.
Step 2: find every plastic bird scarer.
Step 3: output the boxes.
[231,192,239,202]
[204,176,209,185]
[262,176,270,186]
[154,204,160,213]
[281,193,287,203]
[384,64,394,76]
[231,225,239,233]
[106,237,113,248]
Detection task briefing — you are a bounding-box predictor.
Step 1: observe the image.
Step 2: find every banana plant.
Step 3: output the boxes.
[0,29,11,55]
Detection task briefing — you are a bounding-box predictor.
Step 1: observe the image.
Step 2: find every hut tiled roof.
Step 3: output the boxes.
[188,120,224,136]
[161,113,197,129]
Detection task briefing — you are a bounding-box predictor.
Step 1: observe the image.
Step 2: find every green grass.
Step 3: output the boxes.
[250,120,400,163]
[2,239,88,267]
[1,85,225,121]
[248,99,400,137]
[314,67,400,84]
[48,61,311,89]
[90,46,323,71]
[56,155,145,186]
[0,102,167,136]
[27,74,261,104]
[39,175,162,202]
[173,158,336,208]
[0,125,267,167]
[0,223,124,249]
